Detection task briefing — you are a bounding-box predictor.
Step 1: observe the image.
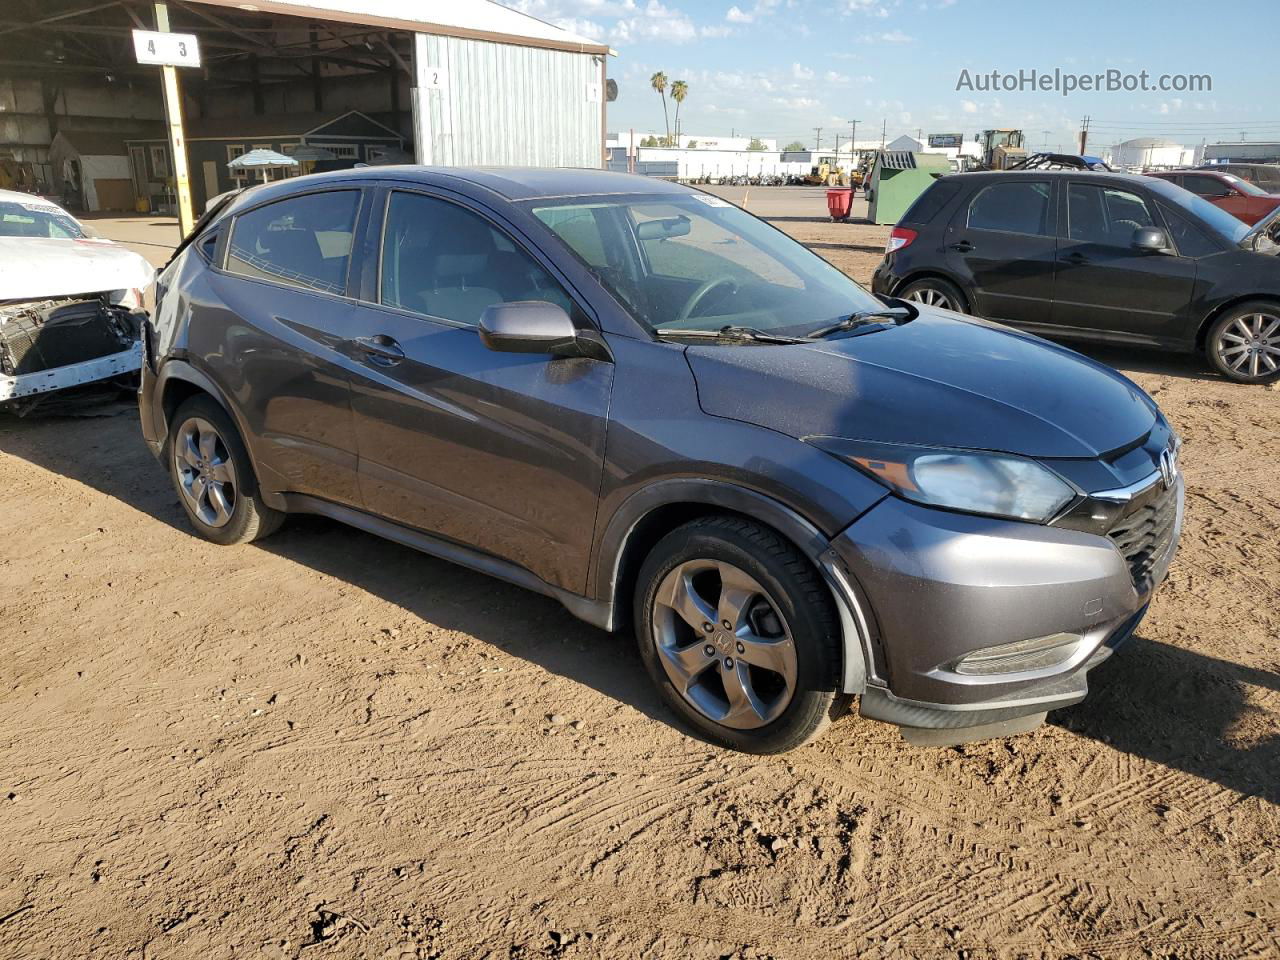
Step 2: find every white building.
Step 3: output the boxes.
[608,132,777,154]
[1106,137,1202,171]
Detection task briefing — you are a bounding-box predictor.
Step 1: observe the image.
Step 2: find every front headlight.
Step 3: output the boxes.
[809,437,1077,523]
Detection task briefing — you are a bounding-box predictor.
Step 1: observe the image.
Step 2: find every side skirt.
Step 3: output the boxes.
[281,494,613,631]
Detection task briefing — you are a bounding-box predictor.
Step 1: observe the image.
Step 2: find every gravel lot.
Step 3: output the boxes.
[1,190,1276,959]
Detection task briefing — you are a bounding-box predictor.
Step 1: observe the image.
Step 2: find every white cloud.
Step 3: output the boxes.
[859,28,913,42]
[823,70,850,84]
[725,4,753,21]
[792,63,815,80]
[960,99,977,114]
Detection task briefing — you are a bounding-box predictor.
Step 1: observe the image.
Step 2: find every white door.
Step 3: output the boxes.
[202,160,219,211]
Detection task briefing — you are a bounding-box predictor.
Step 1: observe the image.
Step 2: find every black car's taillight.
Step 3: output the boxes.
[886,226,917,254]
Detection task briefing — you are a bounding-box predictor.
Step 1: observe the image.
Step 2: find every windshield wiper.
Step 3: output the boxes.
[654,324,811,345]
[804,307,912,340]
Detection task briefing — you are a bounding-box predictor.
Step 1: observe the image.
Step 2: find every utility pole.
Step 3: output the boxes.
[834,133,842,159]
[153,1,194,237]
[880,118,887,152]
[813,127,823,152]
[1042,129,1051,149]
[848,118,859,170]
[1078,114,1091,155]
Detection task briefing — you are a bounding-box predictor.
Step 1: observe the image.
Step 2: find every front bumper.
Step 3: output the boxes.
[830,479,1183,738]
[1,342,141,404]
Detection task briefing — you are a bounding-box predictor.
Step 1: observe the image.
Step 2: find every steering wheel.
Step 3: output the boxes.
[677,276,738,324]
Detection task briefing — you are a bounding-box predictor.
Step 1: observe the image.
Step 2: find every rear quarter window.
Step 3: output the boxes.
[899,179,962,225]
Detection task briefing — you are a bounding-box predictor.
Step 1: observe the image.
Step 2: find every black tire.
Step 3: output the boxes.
[633,515,851,754]
[165,394,284,545]
[898,277,968,314]
[1205,301,1280,384]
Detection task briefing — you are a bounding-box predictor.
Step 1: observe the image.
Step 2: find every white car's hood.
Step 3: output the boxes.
[0,237,155,302]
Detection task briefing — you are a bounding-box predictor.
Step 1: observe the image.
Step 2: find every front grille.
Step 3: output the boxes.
[1107,480,1179,589]
[0,298,133,376]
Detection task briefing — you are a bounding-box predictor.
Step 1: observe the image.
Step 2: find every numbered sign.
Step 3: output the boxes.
[132,30,201,68]
[418,66,448,91]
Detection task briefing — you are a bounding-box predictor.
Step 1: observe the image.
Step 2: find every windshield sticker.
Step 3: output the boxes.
[692,194,732,208]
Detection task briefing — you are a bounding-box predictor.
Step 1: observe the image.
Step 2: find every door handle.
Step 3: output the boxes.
[351,335,405,366]
[949,240,975,253]
[1064,252,1090,265]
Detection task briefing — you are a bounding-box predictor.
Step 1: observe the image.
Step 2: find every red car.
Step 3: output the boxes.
[1147,169,1280,225]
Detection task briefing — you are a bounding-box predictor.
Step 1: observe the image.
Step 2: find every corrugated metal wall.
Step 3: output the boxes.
[412,34,603,169]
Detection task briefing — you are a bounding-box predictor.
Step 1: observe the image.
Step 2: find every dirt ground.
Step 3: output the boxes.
[1,193,1277,959]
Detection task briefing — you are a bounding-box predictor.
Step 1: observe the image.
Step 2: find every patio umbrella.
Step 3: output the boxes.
[227,148,299,183]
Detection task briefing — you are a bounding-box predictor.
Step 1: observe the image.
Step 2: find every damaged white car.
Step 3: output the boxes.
[0,190,153,413]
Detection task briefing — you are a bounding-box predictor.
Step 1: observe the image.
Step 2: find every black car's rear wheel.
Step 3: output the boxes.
[634,516,850,754]
[1206,302,1280,384]
[166,395,284,545]
[898,277,968,314]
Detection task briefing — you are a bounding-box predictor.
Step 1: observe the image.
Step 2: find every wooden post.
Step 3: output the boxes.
[153,1,194,237]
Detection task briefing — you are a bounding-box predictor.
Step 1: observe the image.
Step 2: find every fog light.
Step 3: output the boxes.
[952,632,1081,676]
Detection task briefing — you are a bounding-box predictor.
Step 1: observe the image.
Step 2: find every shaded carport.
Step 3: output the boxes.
[0,0,612,232]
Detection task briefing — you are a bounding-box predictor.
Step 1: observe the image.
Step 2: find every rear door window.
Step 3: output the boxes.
[965,181,1052,235]
[227,190,360,295]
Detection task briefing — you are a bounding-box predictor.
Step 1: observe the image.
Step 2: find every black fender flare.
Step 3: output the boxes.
[594,478,873,693]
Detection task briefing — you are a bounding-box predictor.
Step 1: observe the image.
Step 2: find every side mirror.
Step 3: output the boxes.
[1131,226,1171,254]
[479,301,587,357]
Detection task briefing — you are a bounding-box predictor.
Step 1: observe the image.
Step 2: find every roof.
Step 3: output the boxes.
[0,189,71,212]
[51,131,130,156]
[188,0,611,55]
[220,166,693,212]
[124,110,402,143]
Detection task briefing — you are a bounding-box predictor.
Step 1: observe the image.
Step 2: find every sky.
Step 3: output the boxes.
[497,0,1278,152]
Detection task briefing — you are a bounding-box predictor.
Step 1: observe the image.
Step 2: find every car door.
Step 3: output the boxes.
[1182,173,1239,217]
[943,178,1057,323]
[203,186,365,505]
[1050,181,1196,344]
[343,186,614,594]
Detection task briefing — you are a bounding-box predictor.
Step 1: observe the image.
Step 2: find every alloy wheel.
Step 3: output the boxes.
[905,286,954,310]
[173,417,237,528]
[651,559,798,730]
[1216,312,1280,379]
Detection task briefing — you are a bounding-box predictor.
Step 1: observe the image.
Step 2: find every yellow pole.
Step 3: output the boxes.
[154,2,195,238]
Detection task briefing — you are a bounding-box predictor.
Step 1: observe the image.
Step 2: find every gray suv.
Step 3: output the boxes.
[140,168,1183,753]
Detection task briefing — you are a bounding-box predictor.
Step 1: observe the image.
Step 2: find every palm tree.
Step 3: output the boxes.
[671,80,689,144]
[650,71,670,146]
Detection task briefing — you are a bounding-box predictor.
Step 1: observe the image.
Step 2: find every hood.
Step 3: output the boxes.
[0,237,154,302]
[686,309,1157,459]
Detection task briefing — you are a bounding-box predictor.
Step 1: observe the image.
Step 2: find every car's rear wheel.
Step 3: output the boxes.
[166,395,284,545]
[634,516,849,754]
[1206,302,1280,384]
[898,277,968,313]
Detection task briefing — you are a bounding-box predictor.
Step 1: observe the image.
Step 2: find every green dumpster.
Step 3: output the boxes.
[866,150,952,225]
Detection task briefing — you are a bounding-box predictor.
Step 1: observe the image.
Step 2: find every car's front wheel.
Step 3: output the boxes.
[166,395,284,545]
[634,516,849,753]
[1206,302,1280,384]
[898,277,968,313]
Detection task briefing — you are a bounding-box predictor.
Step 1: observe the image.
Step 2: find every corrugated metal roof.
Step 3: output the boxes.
[189,0,611,55]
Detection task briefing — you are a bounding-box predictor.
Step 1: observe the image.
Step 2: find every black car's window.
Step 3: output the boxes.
[1067,183,1156,246]
[966,181,1051,235]
[901,179,962,225]
[380,191,574,326]
[227,190,359,294]
[1158,203,1222,258]
[1145,176,1252,245]
[1182,174,1232,199]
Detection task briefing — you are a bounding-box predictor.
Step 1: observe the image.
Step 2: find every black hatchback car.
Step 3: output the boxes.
[871,171,1280,383]
[140,167,1183,754]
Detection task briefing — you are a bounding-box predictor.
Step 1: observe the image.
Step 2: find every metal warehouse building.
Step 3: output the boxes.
[1,0,612,219]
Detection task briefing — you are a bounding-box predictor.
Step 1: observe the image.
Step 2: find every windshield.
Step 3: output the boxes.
[1144,178,1251,245]
[1224,175,1267,197]
[530,193,883,337]
[0,199,84,239]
